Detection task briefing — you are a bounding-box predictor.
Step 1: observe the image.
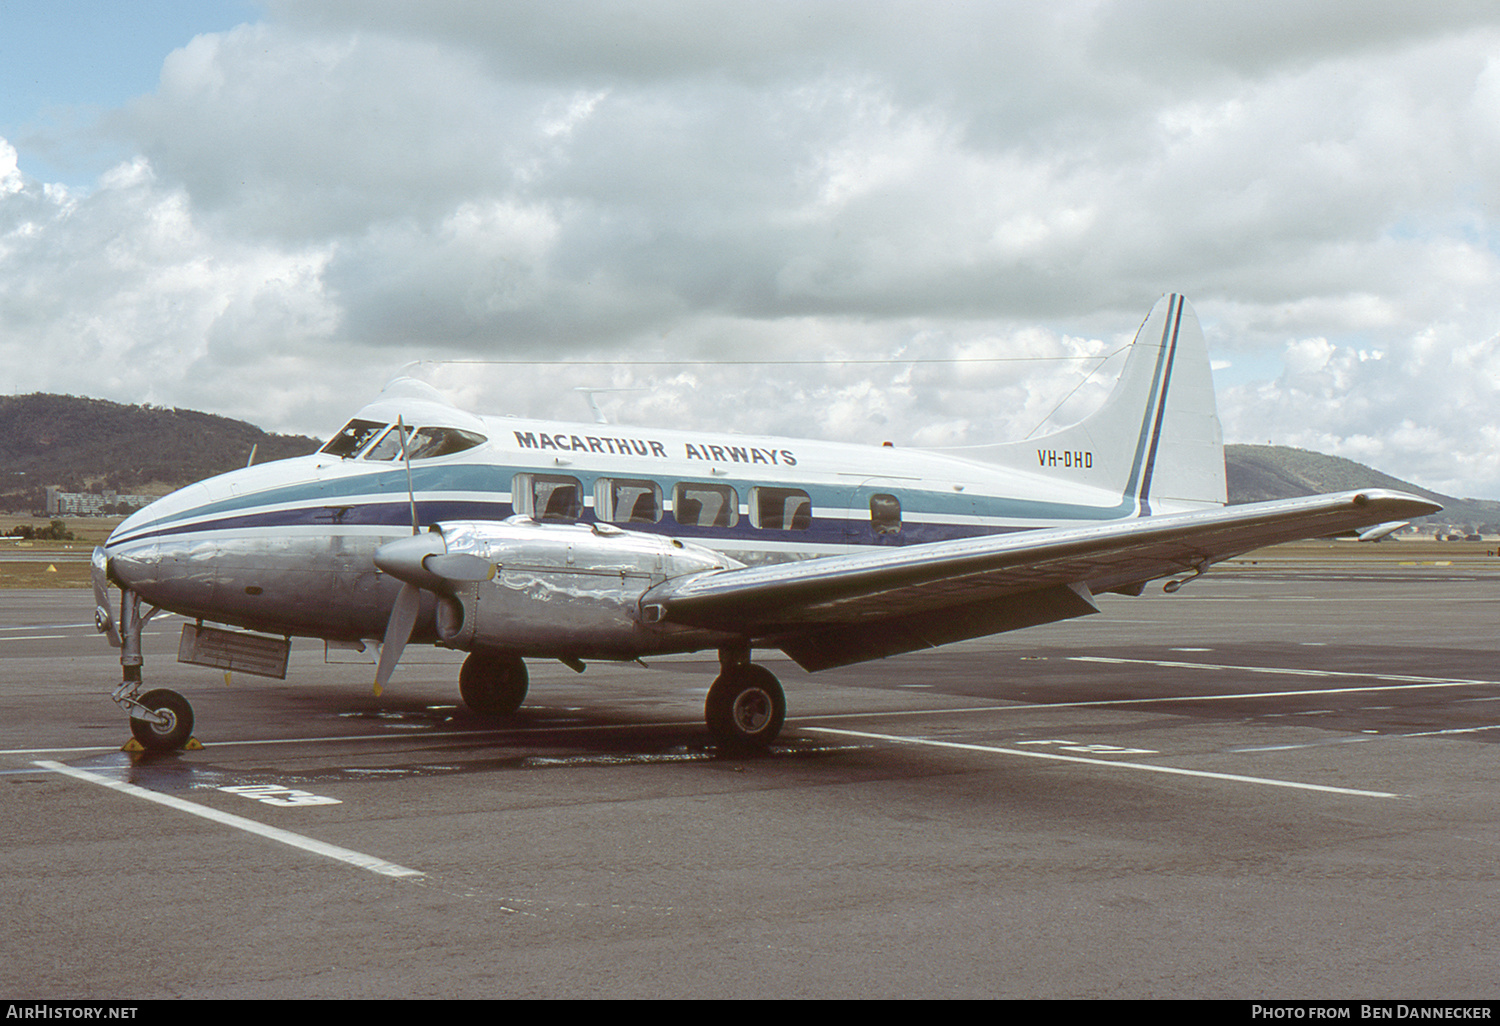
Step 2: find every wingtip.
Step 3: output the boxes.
[1347,488,1442,518]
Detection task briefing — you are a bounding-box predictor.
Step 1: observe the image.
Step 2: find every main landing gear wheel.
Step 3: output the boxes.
[129,688,195,752]
[706,665,785,750]
[459,652,529,715]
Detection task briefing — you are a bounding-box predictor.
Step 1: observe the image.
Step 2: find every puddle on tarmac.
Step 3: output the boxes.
[61,739,869,793]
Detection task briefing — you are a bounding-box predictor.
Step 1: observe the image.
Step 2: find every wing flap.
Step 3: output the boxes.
[645,490,1440,658]
[774,581,1100,672]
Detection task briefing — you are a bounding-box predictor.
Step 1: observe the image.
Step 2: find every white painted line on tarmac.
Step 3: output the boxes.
[0,631,172,643]
[799,687,1476,721]
[805,727,1405,799]
[34,760,425,879]
[1230,737,1376,753]
[1397,724,1500,738]
[0,623,97,631]
[1071,656,1495,687]
[3,744,124,755]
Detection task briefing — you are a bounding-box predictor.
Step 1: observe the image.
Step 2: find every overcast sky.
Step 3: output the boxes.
[4,1,1500,498]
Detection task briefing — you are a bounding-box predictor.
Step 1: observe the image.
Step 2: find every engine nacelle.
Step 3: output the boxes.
[428,519,742,658]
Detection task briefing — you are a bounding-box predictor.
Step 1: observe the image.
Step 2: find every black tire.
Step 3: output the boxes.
[705,665,785,749]
[129,689,195,752]
[459,652,529,715]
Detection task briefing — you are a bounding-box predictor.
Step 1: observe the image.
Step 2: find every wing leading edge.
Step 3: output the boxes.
[643,489,1442,671]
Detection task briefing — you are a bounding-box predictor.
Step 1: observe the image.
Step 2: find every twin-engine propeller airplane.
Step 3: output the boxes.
[92,295,1440,752]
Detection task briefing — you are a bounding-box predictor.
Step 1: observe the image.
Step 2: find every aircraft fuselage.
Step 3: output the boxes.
[103,411,1138,649]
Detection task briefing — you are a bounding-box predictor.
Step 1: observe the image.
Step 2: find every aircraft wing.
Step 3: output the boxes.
[643,489,1442,671]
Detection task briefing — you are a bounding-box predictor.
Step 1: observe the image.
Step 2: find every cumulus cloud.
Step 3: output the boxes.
[3,0,1500,496]
[1219,323,1500,496]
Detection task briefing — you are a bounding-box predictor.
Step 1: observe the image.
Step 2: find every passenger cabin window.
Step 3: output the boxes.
[321,419,385,458]
[596,478,662,524]
[363,425,487,461]
[869,493,901,535]
[750,487,812,531]
[673,482,738,528]
[513,473,583,521]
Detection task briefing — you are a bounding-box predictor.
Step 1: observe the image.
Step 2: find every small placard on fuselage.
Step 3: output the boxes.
[178,624,291,679]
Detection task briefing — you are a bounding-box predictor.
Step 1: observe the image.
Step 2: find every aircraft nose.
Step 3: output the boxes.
[103,539,159,590]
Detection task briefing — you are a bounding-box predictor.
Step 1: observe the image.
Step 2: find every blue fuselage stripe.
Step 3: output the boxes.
[109,466,1139,551]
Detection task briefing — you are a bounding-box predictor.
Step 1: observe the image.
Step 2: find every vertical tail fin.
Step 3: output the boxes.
[957,294,1225,514]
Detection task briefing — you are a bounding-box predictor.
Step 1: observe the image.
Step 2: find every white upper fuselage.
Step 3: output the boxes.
[109,406,1142,555]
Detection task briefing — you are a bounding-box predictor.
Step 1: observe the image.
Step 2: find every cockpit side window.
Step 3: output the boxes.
[362,425,488,461]
[321,419,386,458]
[363,426,410,461]
[405,427,487,459]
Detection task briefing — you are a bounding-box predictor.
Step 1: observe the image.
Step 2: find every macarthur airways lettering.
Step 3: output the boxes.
[515,431,669,458]
[514,430,797,466]
[684,442,797,466]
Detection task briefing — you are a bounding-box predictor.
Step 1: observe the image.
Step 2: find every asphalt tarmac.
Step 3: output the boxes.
[2,557,1497,999]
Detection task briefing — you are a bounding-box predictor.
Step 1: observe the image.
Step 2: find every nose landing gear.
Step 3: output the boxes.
[103,582,199,753]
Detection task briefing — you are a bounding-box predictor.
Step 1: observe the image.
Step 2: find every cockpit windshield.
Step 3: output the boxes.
[362,425,488,461]
[321,419,386,458]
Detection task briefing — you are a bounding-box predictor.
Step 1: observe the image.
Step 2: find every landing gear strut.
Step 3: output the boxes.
[458,651,529,715]
[107,586,196,752]
[705,648,785,750]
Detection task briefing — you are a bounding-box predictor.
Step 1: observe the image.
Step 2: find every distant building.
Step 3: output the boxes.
[45,487,155,516]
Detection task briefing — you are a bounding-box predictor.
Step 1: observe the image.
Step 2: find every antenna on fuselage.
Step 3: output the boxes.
[573,386,646,425]
[396,415,418,536]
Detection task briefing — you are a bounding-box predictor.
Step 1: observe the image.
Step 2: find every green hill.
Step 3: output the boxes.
[0,394,321,512]
[1226,443,1499,531]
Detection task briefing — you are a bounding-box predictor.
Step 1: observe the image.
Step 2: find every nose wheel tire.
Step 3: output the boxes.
[129,689,195,752]
[706,665,785,750]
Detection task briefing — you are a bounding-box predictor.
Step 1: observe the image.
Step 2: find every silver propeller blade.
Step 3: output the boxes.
[374,582,421,696]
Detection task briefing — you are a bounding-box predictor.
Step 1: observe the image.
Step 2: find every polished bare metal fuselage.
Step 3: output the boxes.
[108,528,396,641]
[105,517,742,660]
